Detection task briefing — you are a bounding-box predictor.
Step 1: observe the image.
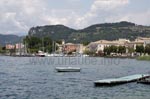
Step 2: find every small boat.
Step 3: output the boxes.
[49,53,64,57]
[55,67,81,72]
[36,51,45,57]
[137,77,150,84]
[94,74,150,86]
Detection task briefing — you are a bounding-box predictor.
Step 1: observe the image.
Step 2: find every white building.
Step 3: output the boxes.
[88,39,130,53]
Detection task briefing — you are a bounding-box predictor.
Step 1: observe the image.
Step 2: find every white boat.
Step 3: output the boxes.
[45,53,64,57]
[50,53,64,57]
[36,51,45,57]
[82,54,89,57]
[44,52,51,57]
[75,54,89,57]
[55,67,81,72]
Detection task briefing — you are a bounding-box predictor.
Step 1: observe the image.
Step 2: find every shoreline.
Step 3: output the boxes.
[137,55,150,61]
[0,54,137,59]
[86,55,137,59]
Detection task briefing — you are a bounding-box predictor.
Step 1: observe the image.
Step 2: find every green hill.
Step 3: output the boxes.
[0,34,23,46]
[28,21,150,43]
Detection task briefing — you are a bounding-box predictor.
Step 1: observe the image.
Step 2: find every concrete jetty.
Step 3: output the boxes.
[94,74,150,86]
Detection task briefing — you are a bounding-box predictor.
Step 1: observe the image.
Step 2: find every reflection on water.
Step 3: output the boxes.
[0,56,150,99]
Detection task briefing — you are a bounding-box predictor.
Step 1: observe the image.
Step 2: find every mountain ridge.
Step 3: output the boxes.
[0,34,23,46]
[28,21,150,43]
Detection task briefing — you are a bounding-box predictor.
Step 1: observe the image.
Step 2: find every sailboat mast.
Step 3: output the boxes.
[24,41,27,54]
[53,41,55,53]
[19,42,21,56]
[55,41,56,52]
[42,37,44,52]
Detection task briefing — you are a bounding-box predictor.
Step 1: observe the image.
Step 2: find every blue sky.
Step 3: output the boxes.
[0,0,150,35]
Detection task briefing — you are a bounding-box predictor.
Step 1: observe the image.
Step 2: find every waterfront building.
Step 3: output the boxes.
[15,43,24,49]
[135,37,150,46]
[6,44,15,50]
[63,43,77,54]
[63,43,84,54]
[87,39,130,53]
[15,43,27,55]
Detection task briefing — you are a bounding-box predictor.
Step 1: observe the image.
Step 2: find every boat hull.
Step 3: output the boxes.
[55,67,81,72]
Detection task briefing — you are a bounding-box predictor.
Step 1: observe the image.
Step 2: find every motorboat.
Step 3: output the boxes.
[55,67,81,72]
[36,51,45,57]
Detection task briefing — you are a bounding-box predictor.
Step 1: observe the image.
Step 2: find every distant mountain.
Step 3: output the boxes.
[0,34,23,46]
[28,21,150,43]
[29,25,76,41]
[14,32,27,36]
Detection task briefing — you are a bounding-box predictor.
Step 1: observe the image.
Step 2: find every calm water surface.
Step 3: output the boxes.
[0,56,150,99]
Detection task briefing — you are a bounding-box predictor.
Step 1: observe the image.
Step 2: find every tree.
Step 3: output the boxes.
[0,46,2,50]
[83,49,96,56]
[25,36,41,49]
[97,50,104,56]
[2,47,6,51]
[1,47,7,53]
[104,46,118,55]
[23,36,53,53]
[118,46,126,54]
[0,46,2,53]
[110,45,118,53]
[104,46,111,55]
[128,47,135,54]
[43,37,52,53]
[82,41,90,46]
[135,45,144,55]
[145,44,150,55]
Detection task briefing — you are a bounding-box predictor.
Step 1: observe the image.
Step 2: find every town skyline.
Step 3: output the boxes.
[4,37,150,56]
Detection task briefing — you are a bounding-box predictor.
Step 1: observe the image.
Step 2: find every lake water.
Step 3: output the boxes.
[0,56,150,99]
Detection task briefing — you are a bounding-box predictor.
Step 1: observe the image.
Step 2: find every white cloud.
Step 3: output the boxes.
[66,0,80,2]
[0,0,150,35]
[75,0,129,28]
[0,0,46,34]
[104,10,150,25]
[91,0,129,11]
[119,11,150,25]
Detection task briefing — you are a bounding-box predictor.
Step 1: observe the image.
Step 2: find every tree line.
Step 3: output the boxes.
[23,36,53,53]
[103,45,150,56]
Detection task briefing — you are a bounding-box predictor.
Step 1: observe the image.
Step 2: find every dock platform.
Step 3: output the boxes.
[94,74,150,86]
[137,77,150,84]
